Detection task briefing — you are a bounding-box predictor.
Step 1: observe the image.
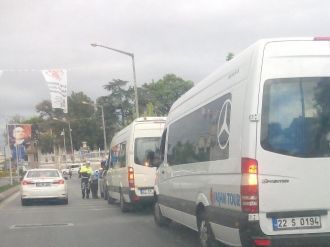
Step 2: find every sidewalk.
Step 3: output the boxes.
[0,185,20,203]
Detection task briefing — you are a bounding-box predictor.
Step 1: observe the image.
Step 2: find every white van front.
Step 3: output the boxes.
[255,39,330,245]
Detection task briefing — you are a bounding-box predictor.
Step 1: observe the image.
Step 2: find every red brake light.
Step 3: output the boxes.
[21,180,35,185]
[53,179,65,184]
[241,158,259,213]
[254,239,271,246]
[314,37,330,41]
[128,167,135,188]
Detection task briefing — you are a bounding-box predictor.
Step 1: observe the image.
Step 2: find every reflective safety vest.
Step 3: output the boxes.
[80,165,92,177]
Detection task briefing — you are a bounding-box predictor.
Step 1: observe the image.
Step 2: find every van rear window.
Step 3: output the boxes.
[134,137,161,166]
[261,77,330,158]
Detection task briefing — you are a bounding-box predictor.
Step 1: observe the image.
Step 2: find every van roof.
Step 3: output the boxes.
[111,116,166,141]
[134,116,167,122]
[169,37,316,117]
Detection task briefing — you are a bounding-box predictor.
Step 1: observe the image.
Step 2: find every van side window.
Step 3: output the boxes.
[110,144,121,167]
[118,142,127,167]
[160,129,167,162]
[167,93,232,165]
[261,77,330,158]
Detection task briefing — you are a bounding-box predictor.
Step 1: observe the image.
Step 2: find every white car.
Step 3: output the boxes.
[20,169,68,205]
[69,163,83,174]
[61,168,70,175]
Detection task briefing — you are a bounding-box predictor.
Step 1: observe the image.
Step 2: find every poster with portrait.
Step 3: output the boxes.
[7,124,32,165]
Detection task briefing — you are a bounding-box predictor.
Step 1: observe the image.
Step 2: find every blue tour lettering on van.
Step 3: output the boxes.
[213,191,241,207]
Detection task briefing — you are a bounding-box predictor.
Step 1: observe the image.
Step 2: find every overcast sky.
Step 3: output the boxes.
[0,0,329,143]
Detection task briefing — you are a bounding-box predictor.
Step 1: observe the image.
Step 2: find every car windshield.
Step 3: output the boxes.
[27,170,60,178]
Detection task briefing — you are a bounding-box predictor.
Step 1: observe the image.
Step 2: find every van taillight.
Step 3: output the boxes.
[241,158,259,213]
[314,37,330,41]
[254,239,271,247]
[128,167,135,188]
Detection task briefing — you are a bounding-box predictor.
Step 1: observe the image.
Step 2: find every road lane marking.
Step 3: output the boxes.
[10,223,74,229]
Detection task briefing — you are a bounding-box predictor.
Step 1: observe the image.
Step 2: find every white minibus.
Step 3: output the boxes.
[154,37,330,247]
[106,117,166,211]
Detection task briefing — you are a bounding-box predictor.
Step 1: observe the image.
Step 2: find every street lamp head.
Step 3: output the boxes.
[90,43,97,47]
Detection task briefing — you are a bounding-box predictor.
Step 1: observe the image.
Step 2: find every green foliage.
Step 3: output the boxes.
[9,73,194,154]
[141,74,193,116]
[226,52,234,61]
[146,102,155,116]
[0,182,19,193]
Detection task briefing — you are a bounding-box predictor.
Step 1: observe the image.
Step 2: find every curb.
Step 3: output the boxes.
[0,185,20,203]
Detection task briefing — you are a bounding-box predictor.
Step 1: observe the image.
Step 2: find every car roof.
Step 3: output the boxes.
[27,168,59,171]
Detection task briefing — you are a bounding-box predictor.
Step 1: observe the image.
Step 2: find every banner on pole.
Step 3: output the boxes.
[42,69,68,113]
[7,124,32,166]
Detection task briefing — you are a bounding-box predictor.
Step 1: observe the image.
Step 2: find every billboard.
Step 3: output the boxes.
[7,124,32,165]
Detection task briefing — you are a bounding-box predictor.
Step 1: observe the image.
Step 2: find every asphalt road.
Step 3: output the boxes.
[0,177,200,247]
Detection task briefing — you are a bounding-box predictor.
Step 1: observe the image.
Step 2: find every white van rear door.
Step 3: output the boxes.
[257,39,330,236]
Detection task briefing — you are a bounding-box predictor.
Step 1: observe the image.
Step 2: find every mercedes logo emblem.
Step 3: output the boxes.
[217,99,231,150]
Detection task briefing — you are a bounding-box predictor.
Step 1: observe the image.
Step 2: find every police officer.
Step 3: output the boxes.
[79,161,93,199]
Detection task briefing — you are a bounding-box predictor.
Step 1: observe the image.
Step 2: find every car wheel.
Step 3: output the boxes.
[120,192,129,212]
[21,198,28,206]
[154,200,171,227]
[198,211,219,247]
[63,198,69,205]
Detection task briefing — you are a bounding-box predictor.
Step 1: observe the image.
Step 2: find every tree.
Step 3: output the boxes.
[36,100,64,120]
[103,79,135,126]
[226,52,234,61]
[31,92,106,153]
[141,74,193,116]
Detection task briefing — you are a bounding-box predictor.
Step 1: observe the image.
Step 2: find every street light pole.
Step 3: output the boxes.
[68,121,74,162]
[100,105,107,152]
[90,43,139,118]
[61,129,67,166]
[53,118,74,162]
[82,101,107,153]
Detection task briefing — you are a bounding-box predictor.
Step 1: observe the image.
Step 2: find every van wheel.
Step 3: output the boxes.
[120,192,129,212]
[154,201,171,227]
[107,191,115,204]
[104,187,108,200]
[198,212,219,247]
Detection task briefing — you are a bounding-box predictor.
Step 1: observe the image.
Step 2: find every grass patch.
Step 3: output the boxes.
[0,182,19,193]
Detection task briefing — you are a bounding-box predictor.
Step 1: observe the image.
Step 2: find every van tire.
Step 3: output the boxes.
[154,201,171,227]
[107,191,115,204]
[120,192,129,212]
[104,187,108,200]
[198,211,219,247]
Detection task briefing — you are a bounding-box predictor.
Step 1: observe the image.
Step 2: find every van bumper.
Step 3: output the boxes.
[241,222,330,247]
[128,190,154,205]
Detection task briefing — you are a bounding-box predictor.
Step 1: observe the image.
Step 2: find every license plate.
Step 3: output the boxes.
[36,182,51,187]
[272,216,321,231]
[140,189,153,195]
